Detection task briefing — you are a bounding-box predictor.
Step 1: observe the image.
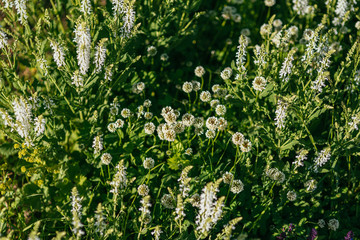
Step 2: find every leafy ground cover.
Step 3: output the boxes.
[0,0,360,239]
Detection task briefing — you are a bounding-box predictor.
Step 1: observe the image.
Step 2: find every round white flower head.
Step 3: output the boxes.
[222,171,234,184]
[260,23,272,36]
[184,148,193,155]
[147,46,157,56]
[182,113,195,127]
[121,108,131,118]
[107,123,117,133]
[231,179,244,194]
[137,184,150,196]
[328,219,339,231]
[144,112,153,120]
[210,99,220,108]
[115,119,124,128]
[215,105,226,116]
[232,132,244,146]
[192,81,201,91]
[217,117,228,131]
[205,129,216,139]
[252,76,267,91]
[144,122,155,134]
[318,219,326,228]
[273,19,282,28]
[143,157,155,169]
[240,139,252,152]
[182,82,193,93]
[304,179,317,192]
[220,67,233,80]
[160,53,169,61]
[200,91,211,102]
[287,191,297,201]
[194,66,205,78]
[161,194,174,209]
[264,0,276,7]
[206,116,218,130]
[212,84,221,93]
[143,99,152,108]
[101,153,112,165]
[174,122,185,133]
[193,117,204,128]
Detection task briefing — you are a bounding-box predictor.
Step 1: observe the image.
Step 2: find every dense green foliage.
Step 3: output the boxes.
[0,0,360,239]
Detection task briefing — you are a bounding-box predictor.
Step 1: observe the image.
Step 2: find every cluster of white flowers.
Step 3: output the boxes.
[348,114,360,131]
[236,35,247,73]
[70,187,84,237]
[195,180,225,237]
[94,203,107,236]
[279,49,296,82]
[34,116,46,137]
[0,30,8,49]
[94,39,107,72]
[221,6,241,22]
[50,41,65,68]
[151,226,163,240]
[121,1,136,38]
[274,99,288,129]
[74,21,91,75]
[231,132,252,152]
[80,0,92,15]
[15,0,28,25]
[293,149,308,169]
[265,167,286,183]
[292,0,310,16]
[110,160,127,195]
[178,166,192,198]
[313,148,331,170]
[92,135,103,154]
[139,195,152,224]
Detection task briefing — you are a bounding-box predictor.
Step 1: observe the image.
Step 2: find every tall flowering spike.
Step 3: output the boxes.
[0,109,14,128]
[178,166,193,198]
[151,226,162,240]
[34,115,46,137]
[80,0,92,15]
[50,41,65,68]
[274,99,288,129]
[121,1,136,38]
[74,21,91,75]
[37,57,49,76]
[94,39,107,72]
[3,0,13,8]
[112,0,124,16]
[14,0,28,25]
[236,35,247,74]
[196,179,223,237]
[0,30,8,49]
[279,48,296,82]
[70,187,85,237]
[13,96,32,139]
[110,160,127,195]
[94,203,107,236]
[293,149,308,169]
[313,148,331,171]
[311,49,335,93]
[175,194,185,223]
[216,217,243,240]
[139,195,152,225]
[71,70,84,88]
[92,135,103,154]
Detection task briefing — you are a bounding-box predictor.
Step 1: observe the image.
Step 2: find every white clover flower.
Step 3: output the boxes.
[195,66,205,78]
[147,46,157,57]
[215,105,226,116]
[205,129,216,139]
[252,76,267,91]
[184,148,193,155]
[318,219,326,228]
[287,191,297,201]
[220,67,233,80]
[230,179,244,194]
[74,21,91,75]
[182,113,195,127]
[115,119,124,128]
[304,179,317,192]
[107,123,117,133]
[143,157,155,169]
[160,53,169,61]
[240,139,252,152]
[0,31,8,49]
[94,39,107,72]
[50,41,65,68]
[161,194,174,209]
[292,0,309,16]
[144,122,155,134]
[121,108,131,118]
[260,23,272,36]
[101,153,112,165]
[232,132,244,146]
[182,82,193,93]
[206,116,218,130]
[328,219,339,231]
[137,184,149,196]
[222,172,234,184]
[264,0,276,7]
